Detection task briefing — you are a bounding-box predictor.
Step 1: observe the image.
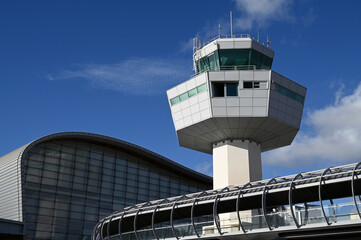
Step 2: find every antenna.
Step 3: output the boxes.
[230,11,233,38]
[219,24,221,37]
[257,30,260,42]
[267,34,271,47]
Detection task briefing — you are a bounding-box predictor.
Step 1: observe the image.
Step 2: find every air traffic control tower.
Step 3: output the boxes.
[167,34,306,189]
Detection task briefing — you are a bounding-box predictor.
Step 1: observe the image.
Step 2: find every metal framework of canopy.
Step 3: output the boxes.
[92,162,361,240]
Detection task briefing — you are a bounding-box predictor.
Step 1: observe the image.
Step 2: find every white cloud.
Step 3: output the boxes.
[264,82,361,168]
[48,58,190,95]
[233,0,295,30]
[195,160,213,176]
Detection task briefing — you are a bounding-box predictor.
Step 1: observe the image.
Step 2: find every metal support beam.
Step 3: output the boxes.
[171,195,187,239]
[107,212,118,240]
[152,199,168,240]
[191,191,208,238]
[352,162,361,219]
[289,173,303,228]
[236,182,252,233]
[319,167,332,226]
[262,178,277,230]
[214,186,230,235]
[118,213,125,240]
[134,209,141,240]
[100,217,108,240]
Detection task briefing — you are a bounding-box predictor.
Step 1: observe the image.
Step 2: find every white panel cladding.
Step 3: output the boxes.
[253,107,267,116]
[226,98,239,107]
[253,89,268,98]
[239,71,255,81]
[185,78,196,91]
[171,104,181,114]
[209,71,225,81]
[217,39,234,49]
[239,107,253,116]
[190,104,200,114]
[173,111,183,121]
[234,39,252,49]
[239,90,253,98]
[253,71,269,81]
[195,73,207,85]
[176,83,187,95]
[0,146,25,221]
[211,98,226,107]
[199,99,210,111]
[253,98,268,107]
[198,91,209,102]
[200,108,211,120]
[167,87,178,99]
[183,116,193,127]
[213,107,227,116]
[181,108,191,118]
[225,71,239,80]
[240,98,252,106]
[204,42,218,56]
[227,107,240,116]
[192,112,201,123]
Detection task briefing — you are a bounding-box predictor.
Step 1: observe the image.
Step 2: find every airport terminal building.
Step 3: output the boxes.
[0,132,212,240]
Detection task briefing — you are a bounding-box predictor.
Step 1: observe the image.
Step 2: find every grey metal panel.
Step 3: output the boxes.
[0,146,27,221]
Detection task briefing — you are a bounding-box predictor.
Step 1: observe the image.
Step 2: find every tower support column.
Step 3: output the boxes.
[213,140,262,189]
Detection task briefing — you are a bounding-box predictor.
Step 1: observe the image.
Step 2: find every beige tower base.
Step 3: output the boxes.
[210,140,262,233]
[213,139,262,189]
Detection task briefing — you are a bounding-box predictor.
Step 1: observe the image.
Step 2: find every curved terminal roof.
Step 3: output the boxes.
[0,132,213,222]
[11,131,213,184]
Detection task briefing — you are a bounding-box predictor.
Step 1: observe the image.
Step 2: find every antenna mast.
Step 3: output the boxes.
[230,11,233,38]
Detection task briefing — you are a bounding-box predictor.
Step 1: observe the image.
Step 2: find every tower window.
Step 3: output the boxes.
[243,81,253,88]
[226,83,238,96]
[212,83,224,97]
[212,82,238,97]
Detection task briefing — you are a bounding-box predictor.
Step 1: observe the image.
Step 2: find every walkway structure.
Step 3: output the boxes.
[92,162,361,240]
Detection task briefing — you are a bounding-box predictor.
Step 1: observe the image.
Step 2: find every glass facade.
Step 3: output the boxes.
[274,84,304,104]
[21,138,211,240]
[195,49,273,74]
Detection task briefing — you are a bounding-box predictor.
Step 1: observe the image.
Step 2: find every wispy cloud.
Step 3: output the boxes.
[195,160,213,176]
[264,82,361,168]
[233,0,295,30]
[47,58,190,95]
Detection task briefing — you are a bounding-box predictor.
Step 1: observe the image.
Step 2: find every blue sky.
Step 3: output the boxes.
[1,0,361,180]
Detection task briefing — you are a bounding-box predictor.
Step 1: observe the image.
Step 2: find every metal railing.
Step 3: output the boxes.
[101,202,361,240]
[93,162,361,240]
[190,65,257,78]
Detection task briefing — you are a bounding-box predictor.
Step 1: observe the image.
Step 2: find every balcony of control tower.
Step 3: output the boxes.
[166,34,306,154]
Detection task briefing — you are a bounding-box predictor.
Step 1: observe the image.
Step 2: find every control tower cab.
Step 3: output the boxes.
[167,35,306,189]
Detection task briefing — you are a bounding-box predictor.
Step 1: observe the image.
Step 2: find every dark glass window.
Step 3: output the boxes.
[226,83,238,96]
[212,82,224,97]
[243,81,253,88]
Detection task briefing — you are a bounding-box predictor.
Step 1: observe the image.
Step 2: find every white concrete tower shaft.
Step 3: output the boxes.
[213,140,262,189]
